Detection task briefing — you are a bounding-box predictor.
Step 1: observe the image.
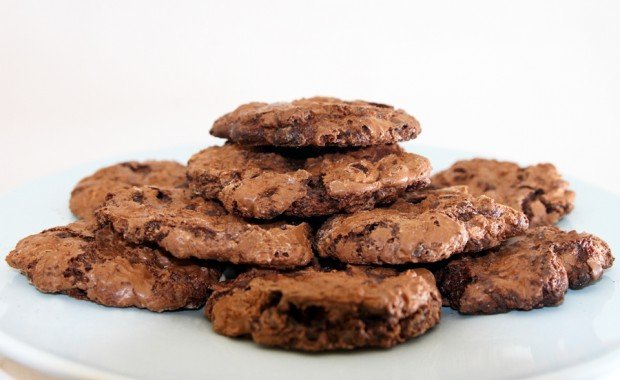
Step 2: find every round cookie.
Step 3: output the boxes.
[205,267,441,351]
[432,159,575,226]
[5,221,221,312]
[95,186,314,268]
[435,226,613,314]
[187,144,431,219]
[517,226,613,289]
[210,97,421,147]
[70,160,187,219]
[315,187,529,265]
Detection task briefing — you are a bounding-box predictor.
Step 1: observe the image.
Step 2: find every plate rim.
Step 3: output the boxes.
[0,330,131,380]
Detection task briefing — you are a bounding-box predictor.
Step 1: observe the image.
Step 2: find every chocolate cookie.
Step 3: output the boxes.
[205,267,441,351]
[210,97,421,147]
[432,159,575,226]
[436,226,613,314]
[187,144,431,219]
[315,187,529,265]
[96,186,314,268]
[70,161,187,219]
[518,226,613,289]
[5,221,221,312]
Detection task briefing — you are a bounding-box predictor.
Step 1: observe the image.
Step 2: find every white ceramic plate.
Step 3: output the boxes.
[0,145,618,380]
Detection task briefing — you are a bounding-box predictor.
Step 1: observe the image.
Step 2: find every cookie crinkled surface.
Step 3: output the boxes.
[96,186,314,269]
[5,221,221,312]
[210,97,421,148]
[187,144,431,219]
[432,158,575,226]
[435,226,614,314]
[70,160,187,219]
[315,187,529,265]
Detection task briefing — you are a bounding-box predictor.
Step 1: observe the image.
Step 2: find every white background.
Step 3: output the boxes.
[0,1,619,378]
[1,0,619,196]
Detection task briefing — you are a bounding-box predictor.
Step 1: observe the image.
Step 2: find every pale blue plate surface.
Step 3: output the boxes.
[0,145,617,379]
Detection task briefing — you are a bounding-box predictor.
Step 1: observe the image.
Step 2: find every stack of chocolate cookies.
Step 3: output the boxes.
[6,97,614,352]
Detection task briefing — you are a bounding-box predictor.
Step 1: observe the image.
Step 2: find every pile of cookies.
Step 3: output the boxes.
[6,97,614,351]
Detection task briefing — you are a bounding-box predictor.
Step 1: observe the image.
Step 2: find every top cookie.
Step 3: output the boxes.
[210,97,421,147]
[432,159,575,226]
[70,161,187,219]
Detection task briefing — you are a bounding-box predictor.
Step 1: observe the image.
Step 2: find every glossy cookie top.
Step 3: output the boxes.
[432,158,574,226]
[435,226,613,314]
[315,187,529,265]
[6,221,221,312]
[70,160,187,219]
[187,144,431,219]
[96,186,314,269]
[210,97,420,147]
